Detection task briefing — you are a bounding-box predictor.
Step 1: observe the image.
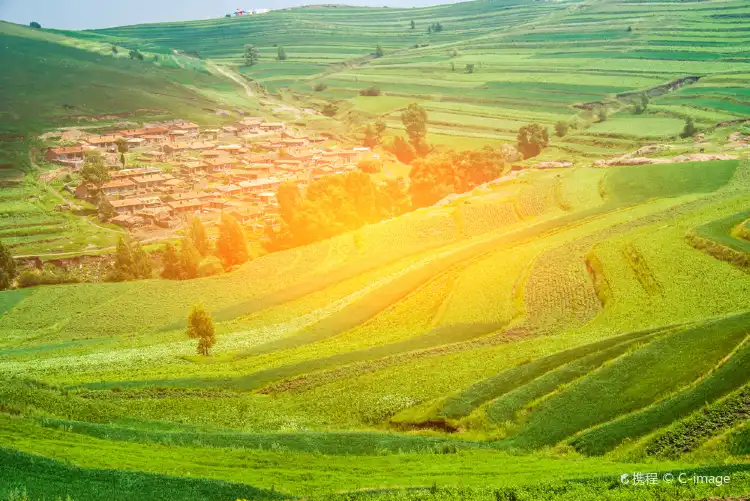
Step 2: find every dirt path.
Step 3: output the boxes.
[207,61,254,97]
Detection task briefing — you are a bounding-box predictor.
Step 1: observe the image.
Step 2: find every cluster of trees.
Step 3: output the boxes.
[263,173,410,250]
[427,22,444,34]
[362,120,386,148]
[109,237,152,282]
[244,44,260,66]
[409,147,506,208]
[29,22,42,29]
[382,103,430,163]
[162,215,248,280]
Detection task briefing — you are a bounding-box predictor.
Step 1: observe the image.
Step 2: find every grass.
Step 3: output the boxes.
[0,447,286,501]
[602,160,739,205]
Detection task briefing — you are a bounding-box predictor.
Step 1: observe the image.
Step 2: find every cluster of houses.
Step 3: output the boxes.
[47,119,369,232]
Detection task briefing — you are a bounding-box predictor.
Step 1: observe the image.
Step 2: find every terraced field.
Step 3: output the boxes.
[37,0,746,159]
[2,156,749,499]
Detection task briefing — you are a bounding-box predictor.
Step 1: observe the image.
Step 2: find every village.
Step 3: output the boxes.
[44,118,370,236]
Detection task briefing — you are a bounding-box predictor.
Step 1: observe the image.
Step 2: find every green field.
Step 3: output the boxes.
[2,1,750,499]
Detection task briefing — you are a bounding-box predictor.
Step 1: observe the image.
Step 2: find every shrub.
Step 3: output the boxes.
[17,266,80,288]
[359,86,381,97]
[197,256,224,277]
[313,83,328,92]
[357,157,382,173]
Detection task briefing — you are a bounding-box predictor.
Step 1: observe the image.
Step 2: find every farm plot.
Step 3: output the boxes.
[503,313,750,449]
[571,337,750,456]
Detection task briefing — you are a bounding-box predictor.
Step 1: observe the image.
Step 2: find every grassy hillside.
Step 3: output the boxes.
[64,0,750,157]
[1,158,749,498]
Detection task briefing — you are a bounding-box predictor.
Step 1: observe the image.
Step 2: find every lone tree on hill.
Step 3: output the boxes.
[277,45,287,61]
[465,64,475,74]
[555,121,569,138]
[244,44,260,66]
[0,239,17,291]
[410,20,416,29]
[375,45,384,58]
[187,305,216,356]
[111,44,118,55]
[681,116,698,138]
[401,103,429,156]
[29,22,41,29]
[517,123,550,159]
[216,213,248,270]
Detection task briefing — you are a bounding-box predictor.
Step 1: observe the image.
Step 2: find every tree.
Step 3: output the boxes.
[111,237,135,281]
[450,62,455,72]
[188,217,211,257]
[321,102,338,117]
[244,44,260,66]
[0,239,17,290]
[111,44,118,55]
[465,64,475,74]
[375,45,384,58]
[96,193,115,222]
[598,108,608,122]
[363,125,378,148]
[179,236,201,279]
[448,49,458,58]
[132,241,152,279]
[80,151,110,192]
[277,181,303,225]
[29,22,41,29]
[434,22,443,32]
[410,20,416,29]
[384,136,416,164]
[516,123,549,159]
[681,116,697,138]
[160,243,181,279]
[313,83,328,92]
[186,305,215,356]
[110,237,151,281]
[226,14,232,18]
[129,49,144,61]
[401,103,429,155]
[216,214,248,269]
[554,121,569,138]
[427,26,432,34]
[115,138,128,169]
[277,45,287,61]
[375,120,386,142]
